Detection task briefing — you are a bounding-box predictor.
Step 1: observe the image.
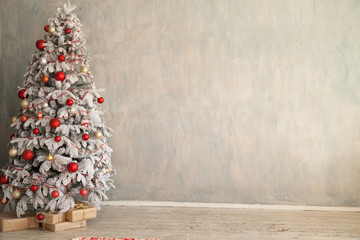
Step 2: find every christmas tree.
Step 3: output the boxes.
[0,2,115,217]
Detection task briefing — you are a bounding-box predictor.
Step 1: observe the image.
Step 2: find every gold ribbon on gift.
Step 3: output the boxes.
[27,215,32,229]
[39,210,63,230]
[75,203,91,220]
[40,211,46,230]
[58,212,62,222]
[40,210,53,230]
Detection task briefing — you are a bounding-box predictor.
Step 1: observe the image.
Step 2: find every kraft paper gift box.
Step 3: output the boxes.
[65,204,97,222]
[43,220,86,232]
[36,211,66,224]
[0,212,39,232]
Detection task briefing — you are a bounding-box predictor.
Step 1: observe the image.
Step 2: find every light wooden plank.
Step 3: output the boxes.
[102,201,360,212]
[0,206,358,240]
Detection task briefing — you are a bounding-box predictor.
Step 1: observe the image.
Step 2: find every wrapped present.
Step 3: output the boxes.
[65,203,97,222]
[43,220,86,232]
[36,211,66,224]
[0,212,39,232]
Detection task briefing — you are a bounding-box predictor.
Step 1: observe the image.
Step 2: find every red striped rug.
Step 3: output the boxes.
[73,238,190,240]
[72,238,159,240]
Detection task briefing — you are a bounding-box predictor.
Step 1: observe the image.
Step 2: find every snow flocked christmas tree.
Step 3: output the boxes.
[0,1,115,217]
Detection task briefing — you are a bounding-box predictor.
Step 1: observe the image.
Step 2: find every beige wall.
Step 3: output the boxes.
[1,0,360,207]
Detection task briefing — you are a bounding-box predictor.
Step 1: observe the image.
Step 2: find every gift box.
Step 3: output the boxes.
[65,204,97,222]
[43,220,86,232]
[0,212,39,232]
[36,211,66,224]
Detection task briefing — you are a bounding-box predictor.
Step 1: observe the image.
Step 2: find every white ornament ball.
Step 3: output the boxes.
[94,130,103,139]
[42,102,49,108]
[48,25,56,34]
[68,107,77,114]
[11,116,17,123]
[39,57,47,65]
[9,148,18,157]
[80,66,88,74]
[12,190,21,200]
[20,99,30,108]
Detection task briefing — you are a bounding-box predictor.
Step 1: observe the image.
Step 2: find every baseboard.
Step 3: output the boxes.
[101,200,360,212]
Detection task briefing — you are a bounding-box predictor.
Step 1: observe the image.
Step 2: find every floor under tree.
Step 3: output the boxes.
[0,205,359,240]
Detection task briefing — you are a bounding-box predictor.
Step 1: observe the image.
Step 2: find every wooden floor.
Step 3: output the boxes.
[0,205,359,240]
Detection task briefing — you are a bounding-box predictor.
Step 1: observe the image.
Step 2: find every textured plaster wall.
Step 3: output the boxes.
[1,0,360,207]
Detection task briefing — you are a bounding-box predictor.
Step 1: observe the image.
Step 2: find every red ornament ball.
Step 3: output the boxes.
[55,71,66,81]
[82,123,88,127]
[82,134,89,141]
[66,99,73,106]
[0,175,9,184]
[37,213,44,221]
[54,136,61,142]
[42,75,49,83]
[22,150,34,161]
[64,28,71,34]
[30,185,38,192]
[67,162,78,173]
[80,188,88,197]
[18,89,28,99]
[51,190,59,198]
[20,116,28,123]
[36,40,46,50]
[33,128,40,135]
[0,198,8,205]
[44,25,49,32]
[10,134,15,139]
[58,54,65,62]
[50,118,61,129]
[97,97,104,104]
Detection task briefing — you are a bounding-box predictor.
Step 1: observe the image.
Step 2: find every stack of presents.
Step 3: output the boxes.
[0,204,96,232]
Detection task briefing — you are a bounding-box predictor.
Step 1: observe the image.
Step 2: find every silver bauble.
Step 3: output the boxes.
[12,190,21,200]
[20,99,30,108]
[68,107,77,114]
[42,102,49,108]
[9,148,18,157]
[94,130,103,139]
[39,57,47,65]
